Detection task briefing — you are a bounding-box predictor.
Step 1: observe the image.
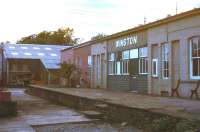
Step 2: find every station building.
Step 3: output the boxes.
[61,8,200,97]
[147,8,200,97]
[0,44,69,86]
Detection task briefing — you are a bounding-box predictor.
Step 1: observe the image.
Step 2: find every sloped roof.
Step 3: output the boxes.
[2,44,70,69]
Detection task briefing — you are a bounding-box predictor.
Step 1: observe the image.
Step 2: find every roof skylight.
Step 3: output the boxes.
[21,47,28,49]
[33,47,40,50]
[24,52,32,56]
[38,53,45,56]
[11,52,18,55]
[45,47,52,50]
[51,53,57,56]
[9,46,15,49]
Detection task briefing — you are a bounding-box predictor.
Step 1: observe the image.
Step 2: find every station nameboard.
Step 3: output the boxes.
[115,36,138,48]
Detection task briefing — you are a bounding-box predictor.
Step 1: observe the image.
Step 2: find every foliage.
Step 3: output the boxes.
[17,27,79,46]
[91,33,106,41]
[59,62,81,87]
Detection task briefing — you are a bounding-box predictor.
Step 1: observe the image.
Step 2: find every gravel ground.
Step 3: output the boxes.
[33,122,141,132]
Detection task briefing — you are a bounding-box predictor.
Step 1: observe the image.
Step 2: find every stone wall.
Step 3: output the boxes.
[26,86,200,132]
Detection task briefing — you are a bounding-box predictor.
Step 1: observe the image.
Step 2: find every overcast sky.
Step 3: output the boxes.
[0,0,199,43]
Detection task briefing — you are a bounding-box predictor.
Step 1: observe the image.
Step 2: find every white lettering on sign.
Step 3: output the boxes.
[115,36,138,48]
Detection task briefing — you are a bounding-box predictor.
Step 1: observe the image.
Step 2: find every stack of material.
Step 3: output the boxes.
[0,90,17,117]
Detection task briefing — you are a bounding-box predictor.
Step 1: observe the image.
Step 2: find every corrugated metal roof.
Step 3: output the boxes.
[2,44,70,69]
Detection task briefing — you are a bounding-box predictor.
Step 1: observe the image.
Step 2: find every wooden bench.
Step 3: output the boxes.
[191,80,200,99]
[171,79,200,99]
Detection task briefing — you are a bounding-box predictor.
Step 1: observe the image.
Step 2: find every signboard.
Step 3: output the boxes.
[115,36,138,48]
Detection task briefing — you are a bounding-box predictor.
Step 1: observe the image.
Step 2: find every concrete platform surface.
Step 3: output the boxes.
[32,85,200,120]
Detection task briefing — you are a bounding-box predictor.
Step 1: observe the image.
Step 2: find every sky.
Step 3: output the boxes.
[0,0,199,43]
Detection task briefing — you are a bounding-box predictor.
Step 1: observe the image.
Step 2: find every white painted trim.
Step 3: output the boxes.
[152,59,158,77]
[190,39,200,79]
[139,57,148,75]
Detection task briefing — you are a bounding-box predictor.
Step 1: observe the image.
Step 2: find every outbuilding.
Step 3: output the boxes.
[0,44,69,86]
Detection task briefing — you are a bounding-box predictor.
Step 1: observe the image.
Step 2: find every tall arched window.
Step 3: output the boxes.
[190,37,200,79]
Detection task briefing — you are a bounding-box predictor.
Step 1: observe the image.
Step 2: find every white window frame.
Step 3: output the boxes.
[88,55,92,66]
[122,60,129,75]
[130,48,138,59]
[108,53,115,61]
[116,61,121,75]
[139,47,148,57]
[190,38,200,79]
[161,43,169,79]
[108,53,115,75]
[108,61,115,75]
[152,59,158,77]
[122,50,130,60]
[139,57,148,75]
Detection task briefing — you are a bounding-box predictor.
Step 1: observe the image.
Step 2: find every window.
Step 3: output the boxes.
[122,50,130,60]
[139,58,148,74]
[121,50,129,75]
[88,56,92,66]
[108,53,115,61]
[190,37,200,79]
[130,49,138,59]
[108,61,115,75]
[162,43,169,79]
[152,59,158,77]
[108,53,115,75]
[139,47,148,57]
[96,55,101,80]
[139,47,148,74]
[122,60,129,74]
[116,61,121,75]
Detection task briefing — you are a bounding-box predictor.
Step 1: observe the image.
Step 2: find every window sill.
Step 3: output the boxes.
[190,76,200,80]
[152,75,158,78]
[162,77,169,80]
[122,74,129,75]
[139,73,148,75]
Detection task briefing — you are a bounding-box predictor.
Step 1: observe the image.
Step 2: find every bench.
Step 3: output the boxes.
[171,79,200,99]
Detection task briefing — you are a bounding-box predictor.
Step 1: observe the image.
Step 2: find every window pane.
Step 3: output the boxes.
[139,47,148,57]
[130,49,138,59]
[108,61,114,75]
[88,56,92,66]
[139,58,148,74]
[153,61,157,75]
[122,60,129,74]
[117,61,121,75]
[109,53,115,61]
[192,58,199,76]
[122,50,130,60]
[162,43,169,78]
[145,59,148,73]
[198,40,200,57]
[192,39,198,57]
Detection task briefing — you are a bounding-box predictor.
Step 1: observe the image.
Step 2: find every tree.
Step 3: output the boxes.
[59,62,81,87]
[17,27,79,46]
[91,33,106,41]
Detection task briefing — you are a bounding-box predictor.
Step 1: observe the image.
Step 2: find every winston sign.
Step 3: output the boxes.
[115,36,138,48]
